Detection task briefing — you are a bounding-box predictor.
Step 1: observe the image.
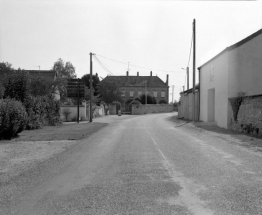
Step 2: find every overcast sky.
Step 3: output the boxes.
[1,0,262,101]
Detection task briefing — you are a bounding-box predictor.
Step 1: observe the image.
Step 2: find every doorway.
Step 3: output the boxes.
[208,88,215,122]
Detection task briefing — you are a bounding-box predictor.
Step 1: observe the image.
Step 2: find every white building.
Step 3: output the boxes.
[199,28,262,129]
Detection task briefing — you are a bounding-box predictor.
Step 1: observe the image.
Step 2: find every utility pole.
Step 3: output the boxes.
[77,78,80,123]
[172,85,174,103]
[90,53,93,123]
[187,67,189,90]
[192,19,196,122]
[145,81,147,113]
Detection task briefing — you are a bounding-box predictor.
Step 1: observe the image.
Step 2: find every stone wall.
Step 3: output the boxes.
[229,95,262,136]
[60,104,86,122]
[131,104,173,115]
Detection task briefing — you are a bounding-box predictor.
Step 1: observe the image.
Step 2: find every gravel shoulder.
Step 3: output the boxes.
[168,114,262,153]
[0,121,108,183]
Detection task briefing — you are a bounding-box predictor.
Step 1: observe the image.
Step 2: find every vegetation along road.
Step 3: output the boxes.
[1,113,262,214]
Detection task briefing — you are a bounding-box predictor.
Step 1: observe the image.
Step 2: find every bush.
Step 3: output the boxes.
[23,96,46,130]
[159,100,167,104]
[0,99,28,139]
[43,95,61,126]
[23,95,61,129]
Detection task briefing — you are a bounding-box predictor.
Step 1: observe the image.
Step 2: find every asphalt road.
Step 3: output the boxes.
[2,113,262,214]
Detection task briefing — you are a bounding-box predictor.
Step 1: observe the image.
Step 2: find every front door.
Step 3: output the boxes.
[208,88,215,122]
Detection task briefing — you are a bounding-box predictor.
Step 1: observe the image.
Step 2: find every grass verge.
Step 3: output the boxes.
[9,122,108,142]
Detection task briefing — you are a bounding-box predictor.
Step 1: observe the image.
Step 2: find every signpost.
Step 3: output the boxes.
[67,78,85,123]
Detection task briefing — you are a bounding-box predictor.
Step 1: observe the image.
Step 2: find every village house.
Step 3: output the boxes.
[198,28,262,134]
[100,71,169,111]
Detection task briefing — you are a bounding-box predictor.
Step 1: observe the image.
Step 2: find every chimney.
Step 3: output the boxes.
[137,71,139,76]
[126,71,129,76]
[150,71,152,76]
[166,74,169,86]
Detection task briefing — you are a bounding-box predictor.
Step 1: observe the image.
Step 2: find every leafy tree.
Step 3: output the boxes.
[97,80,122,104]
[29,75,54,97]
[81,73,100,96]
[52,58,76,78]
[3,69,29,103]
[135,94,157,104]
[0,62,13,73]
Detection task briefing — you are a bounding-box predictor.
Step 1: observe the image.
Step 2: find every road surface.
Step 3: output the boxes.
[2,113,262,214]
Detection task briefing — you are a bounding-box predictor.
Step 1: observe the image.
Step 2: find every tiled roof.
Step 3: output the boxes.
[0,70,56,82]
[25,70,56,79]
[198,28,262,69]
[101,75,167,87]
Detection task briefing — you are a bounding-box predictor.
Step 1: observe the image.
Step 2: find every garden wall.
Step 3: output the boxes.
[131,104,173,115]
[60,103,86,122]
[229,95,262,136]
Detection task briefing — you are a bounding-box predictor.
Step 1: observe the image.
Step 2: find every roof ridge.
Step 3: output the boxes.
[198,28,262,69]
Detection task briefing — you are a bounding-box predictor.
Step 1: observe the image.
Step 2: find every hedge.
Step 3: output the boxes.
[0,99,28,139]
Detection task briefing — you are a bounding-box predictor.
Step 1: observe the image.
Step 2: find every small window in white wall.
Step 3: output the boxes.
[153,91,157,97]
[130,91,134,97]
[161,91,165,98]
[210,66,214,82]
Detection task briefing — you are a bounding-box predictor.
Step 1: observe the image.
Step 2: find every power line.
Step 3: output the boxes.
[95,53,183,74]
[187,31,193,68]
[93,55,115,76]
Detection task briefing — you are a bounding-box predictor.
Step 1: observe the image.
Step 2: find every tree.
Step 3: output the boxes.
[3,69,29,103]
[135,94,157,104]
[81,73,100,96]
[52,58,76,78]
[29,75,54,97]
[97,80,122,104]
[0,62,13,73]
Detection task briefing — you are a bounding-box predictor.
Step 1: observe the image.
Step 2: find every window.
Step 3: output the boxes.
[153,91,157,97]
[161,91,165,98]
[121,90,125,97]
[138,91,142,96]
[210,66,214,82]
[130,91,134,97]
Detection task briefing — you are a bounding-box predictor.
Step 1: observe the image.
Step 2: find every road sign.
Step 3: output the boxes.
[67,78,85,98]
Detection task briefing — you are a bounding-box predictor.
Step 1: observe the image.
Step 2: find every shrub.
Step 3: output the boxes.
[23,95,61,129]
[159,100,167,104]
[62,109,71,122]
[43,95,61,126]
[0,99,28,139]
[23,96,46,130]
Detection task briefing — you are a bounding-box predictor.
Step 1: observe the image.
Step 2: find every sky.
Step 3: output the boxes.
[1,0,262,102]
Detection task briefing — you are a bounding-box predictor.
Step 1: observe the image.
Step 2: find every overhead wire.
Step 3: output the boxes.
[95,53,183,74]
[93,55,115,76]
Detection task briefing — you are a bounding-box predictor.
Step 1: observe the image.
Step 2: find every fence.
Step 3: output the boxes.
[178,89,199,121]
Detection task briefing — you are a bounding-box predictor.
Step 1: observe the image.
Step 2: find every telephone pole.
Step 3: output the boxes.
[172,85,174,103]
[90,53,93,123]
[187,67,189,90]
[192,19,196,121]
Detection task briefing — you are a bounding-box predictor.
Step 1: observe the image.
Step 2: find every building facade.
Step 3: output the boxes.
[100,71,169,111]
[199,28,262,129]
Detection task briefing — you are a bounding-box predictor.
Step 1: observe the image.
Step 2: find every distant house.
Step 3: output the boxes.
[100,71,169,111]
[199,28,262,131]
